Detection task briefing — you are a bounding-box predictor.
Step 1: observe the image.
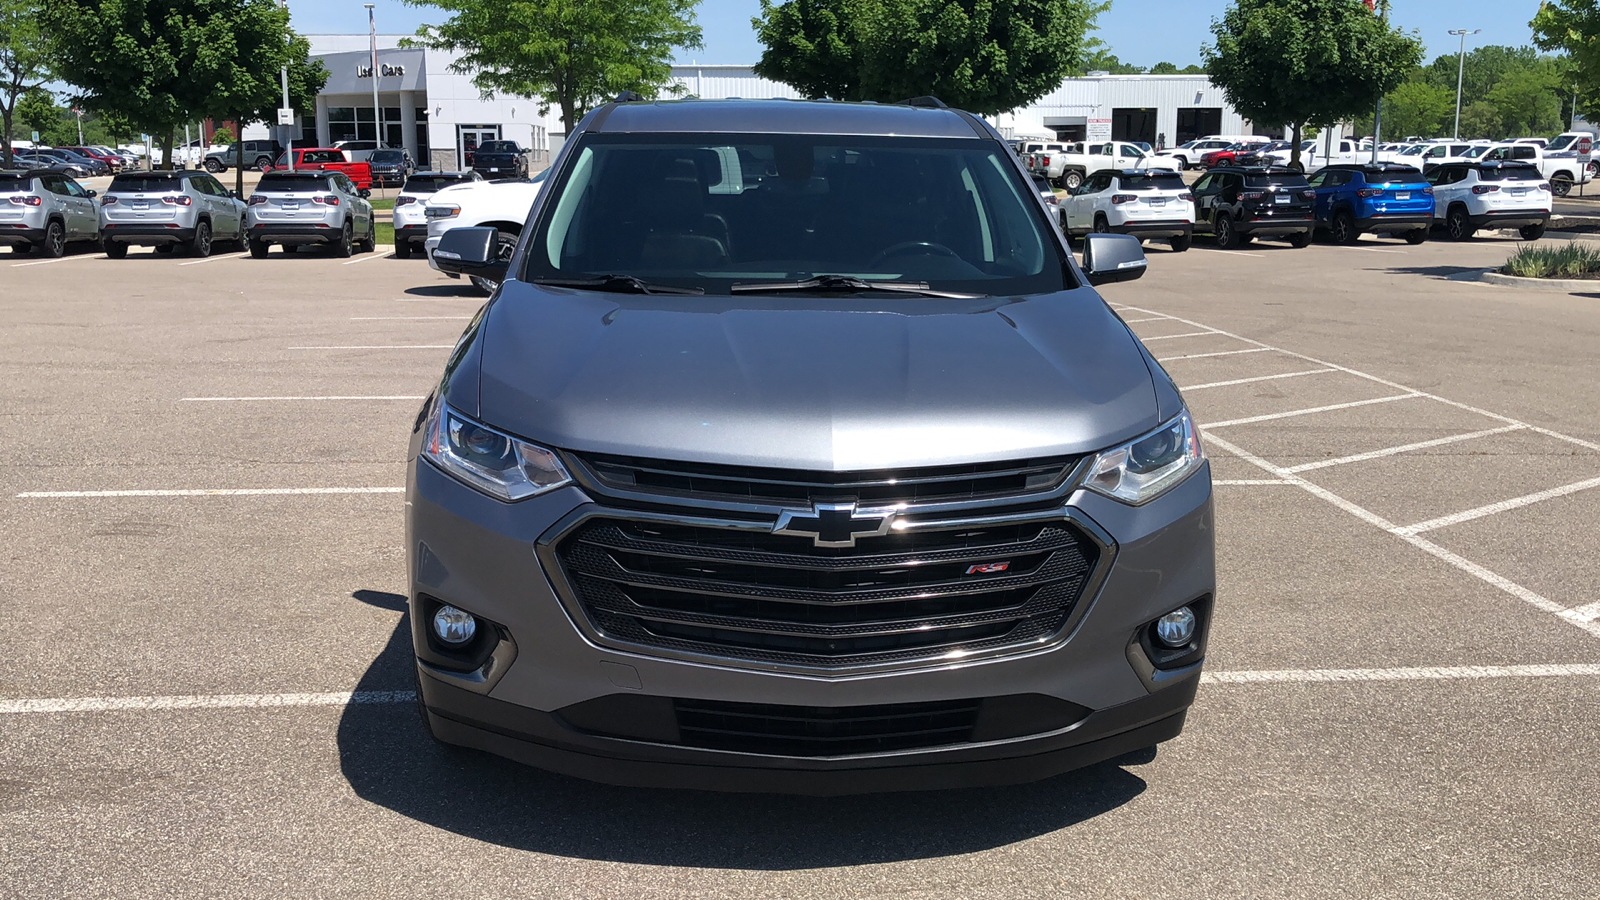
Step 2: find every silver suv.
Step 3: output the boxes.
[100,170,247,258]
[0,169,100,257]
[415,98,1214,794]
[245,171,376,258]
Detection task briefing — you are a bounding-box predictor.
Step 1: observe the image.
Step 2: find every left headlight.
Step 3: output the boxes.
[1084,409,1205,505]
[422,403,571,501]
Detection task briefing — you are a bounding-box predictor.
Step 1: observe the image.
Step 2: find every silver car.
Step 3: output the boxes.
[245,170,376,258]
[413,98,1214,794]
[100,170,247,258]
[0,168,100,257]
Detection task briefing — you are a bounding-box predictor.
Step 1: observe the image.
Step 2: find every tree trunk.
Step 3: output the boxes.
[1,106,12,169]
[158,130,174,170]
[561,99,576,139]
[1290,122,1303,168]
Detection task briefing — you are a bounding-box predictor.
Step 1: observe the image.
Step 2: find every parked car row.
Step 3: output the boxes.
[1047,161,1552,252]
[0,165,381,258]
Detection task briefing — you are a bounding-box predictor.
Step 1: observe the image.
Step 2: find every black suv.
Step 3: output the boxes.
[469,140,528,178]
[1191,166,1314,249]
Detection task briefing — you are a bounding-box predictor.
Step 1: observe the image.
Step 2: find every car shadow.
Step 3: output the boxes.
[337,590,1150,867]
[403,283,486,297]
[1383,264,1492,282]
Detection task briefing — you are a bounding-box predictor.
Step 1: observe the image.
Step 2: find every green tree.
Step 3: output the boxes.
[43,0,315,169]
[1,0,52,167]
[404,0,702,135]
[1532,0,1600,120]
[754,0,1105,115]
[1075,38,1144,74]
[1354,78,1453,140]
[15,85,54,137]
[1148,61,1205,75]
[1485,63,1566,138]
[1202,0,1422,167]
[210,125,235,145]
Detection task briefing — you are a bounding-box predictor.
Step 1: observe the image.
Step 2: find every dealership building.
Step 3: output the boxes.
[253,42,1262,172]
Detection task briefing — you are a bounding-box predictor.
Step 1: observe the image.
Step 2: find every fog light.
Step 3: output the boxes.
[1153,607,1197,648]
[432,605,477,645]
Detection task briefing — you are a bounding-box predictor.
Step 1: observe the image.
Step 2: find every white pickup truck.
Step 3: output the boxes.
[1479,138,1594,196]
[423,170,549,293]
[1266,138,1364,173]
[1030,141,1181,190]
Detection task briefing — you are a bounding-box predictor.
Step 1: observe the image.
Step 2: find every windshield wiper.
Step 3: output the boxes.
[730,275,980,299]
[531,274,704,295]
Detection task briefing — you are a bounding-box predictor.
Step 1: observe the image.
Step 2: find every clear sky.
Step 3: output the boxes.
[293,0,1549,69]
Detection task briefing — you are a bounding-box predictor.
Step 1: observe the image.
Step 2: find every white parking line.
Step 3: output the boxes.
[1160,347,1273,361]
[10,664,1600,713]
[394,297,483,302]
[1202,663,1600,684]
[1121,316,1173,323]
[178,396,425,402]
[341,253,385,265]
[178,252,249,266]
[1284,425,1527,473]
[1138,330,1221,341]
[1202,393,1421,429]
[287,344,453,350]
[1212,479,1293,485]
[10,255,95,268]
[1349,247,1408,254]
[1183,368,1333,391]
[1190,248,1263,258]
[350,316,472,321]
[1564,601,1600,624]
[17,487,403,498]
[1396,474,1600,535]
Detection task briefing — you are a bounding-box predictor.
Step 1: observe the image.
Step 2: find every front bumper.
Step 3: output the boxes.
[101,223,196,244]
[406,448,1216,793]
[247,221,342,244]
[1469,209,1550,230]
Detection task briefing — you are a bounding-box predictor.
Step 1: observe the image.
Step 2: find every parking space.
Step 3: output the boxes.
[5,232,1600,897]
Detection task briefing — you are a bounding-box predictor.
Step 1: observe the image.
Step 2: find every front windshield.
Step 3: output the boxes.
[1400,146,1426,155]
[525,134,1065,296]
[1547,135,1579,151]
[371,150,403,162]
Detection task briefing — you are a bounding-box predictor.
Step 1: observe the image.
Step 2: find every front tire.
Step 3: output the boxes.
[1446,206,1475,241]
[1330,209,1358,245]
[1170,232,1192,252]
[333,220,353,258]
[203,159,224,173]
[1520,221,1548,241]
[187,220,212,258]
[43,220,66,258]
[1214,213,1241,249]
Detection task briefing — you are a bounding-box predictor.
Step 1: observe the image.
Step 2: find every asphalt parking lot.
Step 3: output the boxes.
[4,232,1600,898]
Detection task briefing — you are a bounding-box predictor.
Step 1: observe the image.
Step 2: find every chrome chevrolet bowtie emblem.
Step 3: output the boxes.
[773,501,896,548]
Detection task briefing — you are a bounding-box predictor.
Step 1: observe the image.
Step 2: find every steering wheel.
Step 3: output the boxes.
[867,241,959,268]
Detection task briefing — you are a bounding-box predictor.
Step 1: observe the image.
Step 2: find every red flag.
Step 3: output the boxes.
[1363,0,1375,9]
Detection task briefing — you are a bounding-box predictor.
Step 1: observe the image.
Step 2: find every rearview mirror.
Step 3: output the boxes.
[433,226,510,280]
[1081,233,1147,286]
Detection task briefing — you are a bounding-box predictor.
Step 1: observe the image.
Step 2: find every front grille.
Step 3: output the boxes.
[554,517,1101,669]
[578,453,1080,507]
[674,698,980,756]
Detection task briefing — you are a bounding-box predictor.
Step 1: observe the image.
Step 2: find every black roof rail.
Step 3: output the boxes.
[613,90,645,103]
[898,96,948,109]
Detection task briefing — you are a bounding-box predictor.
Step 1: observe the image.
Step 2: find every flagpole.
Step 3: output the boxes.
[1371,0,1387,163]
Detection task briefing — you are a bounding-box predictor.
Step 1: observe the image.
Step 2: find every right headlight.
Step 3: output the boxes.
[421,403,571,501]
[1084,409,1205,505]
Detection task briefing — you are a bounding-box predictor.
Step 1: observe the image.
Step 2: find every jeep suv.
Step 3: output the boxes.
[100,170,247,258]
[1307,163,1433,245]
[203,140,284,173]
[0,169,101,257]
[1191,166,1315,249]
[244,171,376,257]
[1426,161,1552,241]
[412,98,1216,793]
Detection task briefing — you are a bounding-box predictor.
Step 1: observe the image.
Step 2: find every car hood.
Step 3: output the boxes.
[463,287,1161,471]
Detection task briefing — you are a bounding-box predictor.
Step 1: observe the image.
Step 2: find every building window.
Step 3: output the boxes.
[326,106,406,145]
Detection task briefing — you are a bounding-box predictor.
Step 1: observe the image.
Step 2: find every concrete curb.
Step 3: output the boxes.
[1478,269,1600,291]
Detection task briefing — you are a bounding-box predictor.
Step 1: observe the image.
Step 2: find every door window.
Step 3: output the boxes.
[1306,171,1327,188]
[1192,174,1214,193]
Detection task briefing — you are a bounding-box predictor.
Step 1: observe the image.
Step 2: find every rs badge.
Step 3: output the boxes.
[965,562,1011,575]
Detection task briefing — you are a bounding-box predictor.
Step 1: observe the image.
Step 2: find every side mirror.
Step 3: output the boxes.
[358,188,372,198]
[1081,233,1147,286]
[85,189,97,198]
[433,226,510,280]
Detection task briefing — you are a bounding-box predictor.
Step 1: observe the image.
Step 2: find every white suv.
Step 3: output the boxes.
[393,171,483,259]
[423,169,549,292]
[1061,169,1195,251]
[1425,161,1551,241]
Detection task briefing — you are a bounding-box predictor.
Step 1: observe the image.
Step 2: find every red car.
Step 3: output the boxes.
[1202,141,1269,169]
[266,148,374,190]
[59,145,123,172]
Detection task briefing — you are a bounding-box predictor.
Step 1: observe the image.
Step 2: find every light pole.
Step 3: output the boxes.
[1448,29,1480,140]
[366,4,382,150]
[280,0,292,172]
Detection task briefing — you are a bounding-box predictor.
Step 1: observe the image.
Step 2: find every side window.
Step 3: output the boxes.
[337,173,356,194]
[42,175,67,195]
[1513,146,1536,160]
[62,179,88,198]
[1306,171,1327,188]
[1192,174,1214,194]
[1428,146,1446,158]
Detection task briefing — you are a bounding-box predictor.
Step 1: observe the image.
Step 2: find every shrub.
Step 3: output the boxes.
[1502,241,1600,278]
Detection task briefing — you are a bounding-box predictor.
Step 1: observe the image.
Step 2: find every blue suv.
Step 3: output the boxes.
[1308,163,1434,245]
